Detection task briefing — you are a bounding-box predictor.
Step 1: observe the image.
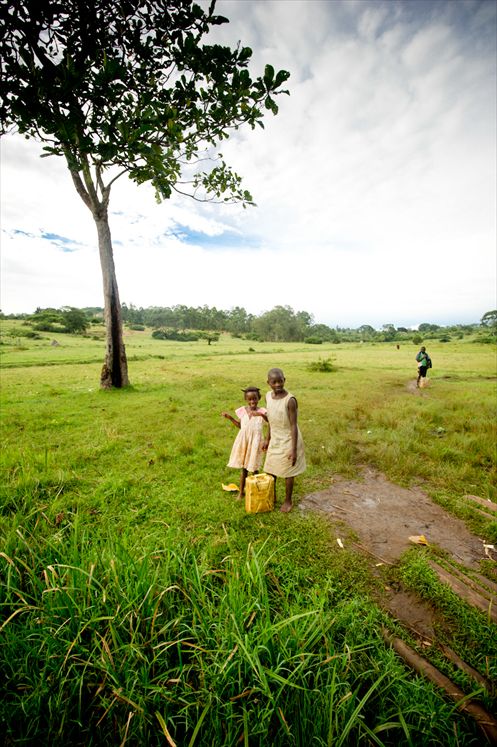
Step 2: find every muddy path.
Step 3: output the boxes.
[298,464,496,637]
[299,466,488,568]
[298,466,497,735]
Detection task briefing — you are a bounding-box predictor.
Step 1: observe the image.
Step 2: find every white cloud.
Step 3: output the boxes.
[1,0,495,327]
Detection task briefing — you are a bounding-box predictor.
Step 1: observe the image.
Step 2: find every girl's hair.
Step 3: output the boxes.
[242,386,261,398]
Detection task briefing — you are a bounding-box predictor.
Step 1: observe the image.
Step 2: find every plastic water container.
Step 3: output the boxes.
[245,473,275,514]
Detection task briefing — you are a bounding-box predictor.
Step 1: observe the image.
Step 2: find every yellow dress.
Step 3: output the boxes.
[264,391,306,478]
[227,406,267,472]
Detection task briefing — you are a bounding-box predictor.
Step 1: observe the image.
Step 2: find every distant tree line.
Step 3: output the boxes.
[2,305,494,344]
[2,307,91,335]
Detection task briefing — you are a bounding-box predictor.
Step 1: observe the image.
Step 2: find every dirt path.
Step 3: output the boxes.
[298,466,497,642]
[298,466,487,568]
[296,387,497,739]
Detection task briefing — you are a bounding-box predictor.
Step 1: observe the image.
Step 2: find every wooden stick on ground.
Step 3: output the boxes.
[463,495,497,513]
[469,506,497,522]
[381,628,497,744]
[428,560,497,624]
[439,644,494,694]
[474,573,497,597]
[442,563,497,603]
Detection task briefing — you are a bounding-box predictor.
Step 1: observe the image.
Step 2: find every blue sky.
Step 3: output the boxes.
[1,0,495,328]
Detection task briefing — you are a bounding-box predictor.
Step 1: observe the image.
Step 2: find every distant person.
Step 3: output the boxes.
[416,346,432,388]
[222,387,267,500]
[263,368,306,513]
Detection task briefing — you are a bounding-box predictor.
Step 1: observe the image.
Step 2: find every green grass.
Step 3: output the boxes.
[396,549,497,709]
[1,327,495,744]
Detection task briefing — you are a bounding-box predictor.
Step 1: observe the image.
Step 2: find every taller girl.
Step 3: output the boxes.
[263,368,306,513]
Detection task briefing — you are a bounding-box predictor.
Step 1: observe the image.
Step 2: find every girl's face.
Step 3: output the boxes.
[245,391,260,410]
[267,374,285,395]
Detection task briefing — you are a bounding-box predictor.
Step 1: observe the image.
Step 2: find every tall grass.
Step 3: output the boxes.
[0,519,480,745]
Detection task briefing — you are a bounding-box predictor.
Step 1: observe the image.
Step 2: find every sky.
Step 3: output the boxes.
[1,0,496,329]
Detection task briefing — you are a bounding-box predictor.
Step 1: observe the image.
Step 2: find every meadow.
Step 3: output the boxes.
[1,322,496,745]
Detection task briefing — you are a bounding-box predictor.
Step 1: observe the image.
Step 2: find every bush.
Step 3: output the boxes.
[31,322,64,332]
[6,327,41,339]
[152,329,199,341]
[304,336,323,344]
[128,324,145,331]
[307,357,336,372]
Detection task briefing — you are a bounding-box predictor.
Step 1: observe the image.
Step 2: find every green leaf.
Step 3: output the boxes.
[275,69,290,87]
[264,64,275,83]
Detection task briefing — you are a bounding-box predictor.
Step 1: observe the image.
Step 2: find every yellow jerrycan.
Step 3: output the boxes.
[245,473,275,514]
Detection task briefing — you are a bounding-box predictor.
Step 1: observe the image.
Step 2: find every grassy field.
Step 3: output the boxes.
[1,322,496,745]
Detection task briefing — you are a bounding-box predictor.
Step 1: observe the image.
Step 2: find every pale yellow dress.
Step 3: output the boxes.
[264,391,306,478]
[227,406,267,472]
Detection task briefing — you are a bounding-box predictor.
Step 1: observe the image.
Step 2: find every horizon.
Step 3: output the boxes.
[2,302,489,332]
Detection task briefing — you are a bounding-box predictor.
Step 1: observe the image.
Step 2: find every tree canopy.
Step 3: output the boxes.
[0,0,290,386]
[480,310,497,330]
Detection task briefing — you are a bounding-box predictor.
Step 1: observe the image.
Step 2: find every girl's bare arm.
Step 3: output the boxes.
[262,422,271,451]
[287,397,298,465]
[221,412,241,429]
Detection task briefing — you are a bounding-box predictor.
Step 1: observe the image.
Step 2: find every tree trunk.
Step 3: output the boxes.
[94,213,129,389]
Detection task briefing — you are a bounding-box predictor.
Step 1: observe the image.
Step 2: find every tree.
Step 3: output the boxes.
[418,323,440,333]
[307,323,337,342]
[253,306,309,342]
[0,0,289,387]
[357,324,376,340]
[226,306,252,335]
[381,324,396,341]
[480,310,497,330]
[29,307,64,331]
[61,307,89,334]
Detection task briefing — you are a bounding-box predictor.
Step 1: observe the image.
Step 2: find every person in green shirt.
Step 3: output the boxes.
[416,346,432,387]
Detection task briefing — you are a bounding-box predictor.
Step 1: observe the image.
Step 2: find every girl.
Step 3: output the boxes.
[263,368,306,513]
[222,387,268,500]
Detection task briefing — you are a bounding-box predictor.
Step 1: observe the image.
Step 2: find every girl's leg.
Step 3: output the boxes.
[238,468,248,500]
[280,476,295,513]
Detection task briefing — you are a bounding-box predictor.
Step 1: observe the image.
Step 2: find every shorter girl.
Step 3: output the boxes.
[222,387,268,500]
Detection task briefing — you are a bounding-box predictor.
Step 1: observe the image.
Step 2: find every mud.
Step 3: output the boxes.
[298,466,487,568]
[382,588,438,640]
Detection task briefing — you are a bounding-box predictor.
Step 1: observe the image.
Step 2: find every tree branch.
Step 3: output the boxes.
[67,167,92,210]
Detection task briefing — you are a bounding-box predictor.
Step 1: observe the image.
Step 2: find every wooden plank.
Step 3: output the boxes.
[474,573,497,597]
[382,628,497,744]
[470,506,497,522]
[444,563,497,603]
[428,561,497,624]
[463,494,497,513]
[439,644,493,693]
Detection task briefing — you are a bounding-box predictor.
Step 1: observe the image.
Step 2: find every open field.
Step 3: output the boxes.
[1,324,496,745]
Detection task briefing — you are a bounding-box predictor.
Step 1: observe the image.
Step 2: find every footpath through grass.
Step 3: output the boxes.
[1,329,495,745]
